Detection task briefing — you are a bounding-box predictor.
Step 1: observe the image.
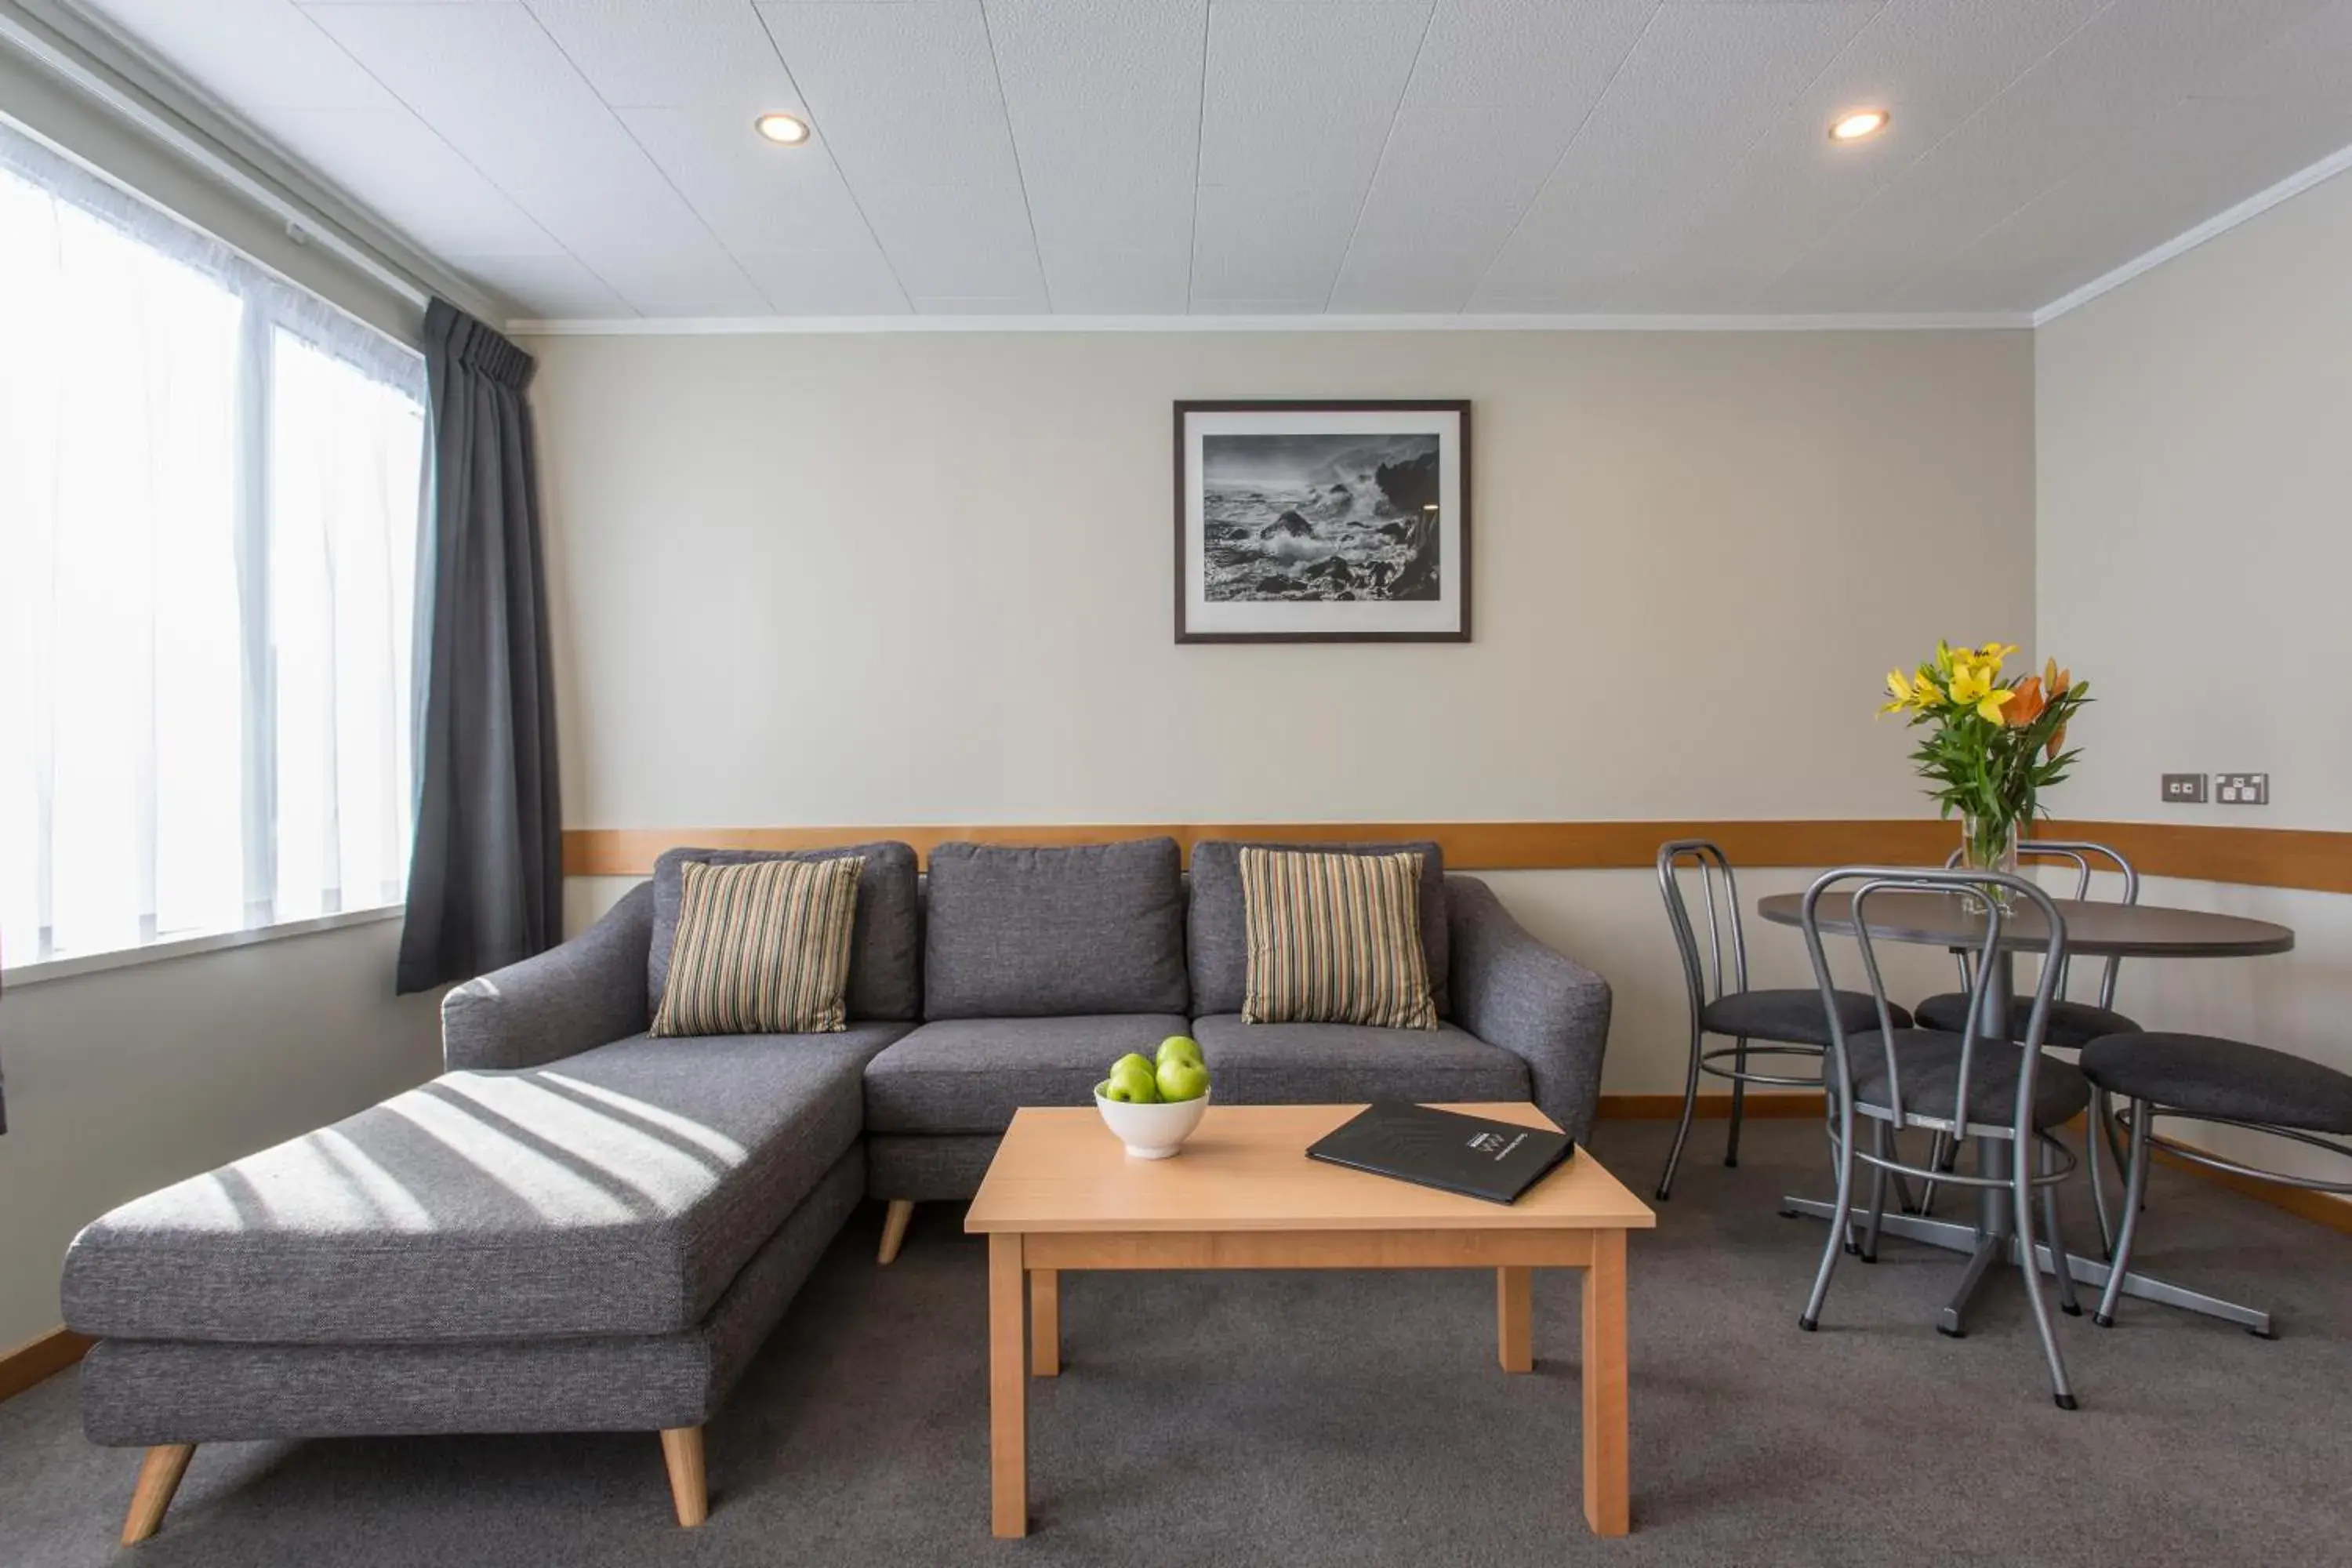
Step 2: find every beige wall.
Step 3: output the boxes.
[2038,167,2352,1189]
[535,326,2036,1094]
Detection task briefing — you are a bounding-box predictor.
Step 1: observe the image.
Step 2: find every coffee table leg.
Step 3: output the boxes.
[1497,1267,1533,1373]
[1030,1269,1060,1377]
[989,1232,1027,1537]
[1581,1228,1630,1536]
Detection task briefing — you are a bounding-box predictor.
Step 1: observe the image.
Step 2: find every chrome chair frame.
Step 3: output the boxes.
[1656,840,1827,1200]
[1926,840,2139,1247]
[1798,867,2085,1409]
[2095,1102,2352,1334]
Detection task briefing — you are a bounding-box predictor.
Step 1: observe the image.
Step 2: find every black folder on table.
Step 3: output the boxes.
[1305,1102,1574,1205]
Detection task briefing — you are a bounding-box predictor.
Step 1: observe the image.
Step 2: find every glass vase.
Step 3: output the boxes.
[1958,811,2020,911]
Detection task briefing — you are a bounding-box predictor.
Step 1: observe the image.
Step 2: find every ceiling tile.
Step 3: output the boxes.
[1343,0,1655,270]
[985,0,1207,254]
[1907,93,2352,310]
[731,248,912,314]
[1192,1,1432,307]
[850,181,1046,299]
[756,1,1025,188]
[1196,2,1432,191]
[521,0,797,110]
[450,250,630,318]
[1605,0,2111,312]
[250,105,563,260]
[1757,0,2337,310]
[1473,2,1879,308]
[70,0,2352,319]
[1328,242,1497,310]
[1192,180,1369,301]
[299,0,764,315]
[1039,247,1192,313]
[2194,0,2352,98]
[85,0,387,111]
[615,105,880,254]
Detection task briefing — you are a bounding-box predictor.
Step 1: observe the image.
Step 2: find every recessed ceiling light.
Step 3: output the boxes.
[754,112,811,146]
[1828,108,1889,143]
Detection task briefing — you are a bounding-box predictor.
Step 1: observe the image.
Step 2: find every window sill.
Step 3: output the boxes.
[2,906,405,988]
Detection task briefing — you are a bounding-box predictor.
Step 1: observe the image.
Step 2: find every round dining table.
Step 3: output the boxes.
[1755,887,2296,1337]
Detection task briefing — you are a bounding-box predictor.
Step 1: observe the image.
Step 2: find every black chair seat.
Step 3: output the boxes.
[2079,1033,2352,1135]
[1700,989,1909,1047]
[1847,1029,2091,1130]
[1913,992,2139,1049]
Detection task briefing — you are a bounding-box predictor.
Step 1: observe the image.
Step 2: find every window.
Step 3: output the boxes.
[0,122,426,969]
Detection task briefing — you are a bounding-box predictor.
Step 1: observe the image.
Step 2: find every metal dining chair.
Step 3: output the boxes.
[1915,840,2143,1047]
[1912,840,2142,1237]
[2084,1032,2352,1334]
[1797,867,2091,1409]
[1654,840,1912,1202]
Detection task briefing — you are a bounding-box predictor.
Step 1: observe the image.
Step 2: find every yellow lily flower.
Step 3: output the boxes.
[1946,662,2013,723]
[1881,669,1912,714]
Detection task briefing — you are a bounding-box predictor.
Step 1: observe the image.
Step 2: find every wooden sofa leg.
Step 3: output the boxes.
[122,1443,196,1545]
[877,1200,914,1265]
[659,1427,707,1527]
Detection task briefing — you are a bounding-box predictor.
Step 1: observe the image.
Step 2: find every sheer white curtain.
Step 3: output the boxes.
[0,123,426,966]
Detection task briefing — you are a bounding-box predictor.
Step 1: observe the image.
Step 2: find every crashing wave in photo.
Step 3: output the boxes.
[1200,432,1441,603]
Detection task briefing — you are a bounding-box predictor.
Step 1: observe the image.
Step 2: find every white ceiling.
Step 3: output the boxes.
[59,0,2352,322]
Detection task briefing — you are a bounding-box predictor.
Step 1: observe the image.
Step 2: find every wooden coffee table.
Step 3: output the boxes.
[964,1102,1656,1538]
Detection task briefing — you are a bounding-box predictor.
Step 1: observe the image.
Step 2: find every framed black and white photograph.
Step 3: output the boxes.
[1174,400,1472,643]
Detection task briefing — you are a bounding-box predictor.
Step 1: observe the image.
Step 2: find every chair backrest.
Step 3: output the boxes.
[1942,838,2136,1008]
[1657,840,1748,1016]
[1799,867,2071,1135]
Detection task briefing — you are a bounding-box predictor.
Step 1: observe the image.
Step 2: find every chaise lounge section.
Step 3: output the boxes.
[60,836,1610,1541]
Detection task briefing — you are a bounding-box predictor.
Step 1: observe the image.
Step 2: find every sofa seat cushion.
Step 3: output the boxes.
[1188,1015,1530,1108]
[863,1014,1190,1134]
[62,1024,910,1346]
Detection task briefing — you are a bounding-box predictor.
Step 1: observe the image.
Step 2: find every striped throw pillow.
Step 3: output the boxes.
[1238,848,1436,1030]
[651,856,865,1036]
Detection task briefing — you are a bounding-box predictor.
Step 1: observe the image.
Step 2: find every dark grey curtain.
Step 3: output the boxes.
[396,300,562,993]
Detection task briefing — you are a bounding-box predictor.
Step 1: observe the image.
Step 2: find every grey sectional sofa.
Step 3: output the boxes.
[61,837,1610,1543]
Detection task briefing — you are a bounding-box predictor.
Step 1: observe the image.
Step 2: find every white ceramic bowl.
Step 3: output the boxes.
[1093,1087,1210,1160]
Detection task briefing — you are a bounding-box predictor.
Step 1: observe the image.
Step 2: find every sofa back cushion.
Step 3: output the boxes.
[924,838,1189,1018]
[1189,839,1450,1017]
[650,842,921,1021]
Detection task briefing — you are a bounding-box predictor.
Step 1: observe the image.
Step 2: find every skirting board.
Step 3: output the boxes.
[561,819,2352,895]
[0,1327,90,1403]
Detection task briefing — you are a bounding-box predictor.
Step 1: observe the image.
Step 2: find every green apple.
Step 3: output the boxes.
[1155,1056,1210,1104]
[1105,1054,1160,1103]
[1155,1034,1204,1069]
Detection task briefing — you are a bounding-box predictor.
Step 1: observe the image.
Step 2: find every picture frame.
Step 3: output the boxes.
[1173,399,1472,644]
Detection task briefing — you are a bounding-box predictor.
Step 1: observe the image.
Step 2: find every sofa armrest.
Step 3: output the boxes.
[441,882,654,1073]
[1446,876,1613,1145]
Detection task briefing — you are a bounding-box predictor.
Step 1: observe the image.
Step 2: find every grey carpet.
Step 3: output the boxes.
[4,1119,2348,1567]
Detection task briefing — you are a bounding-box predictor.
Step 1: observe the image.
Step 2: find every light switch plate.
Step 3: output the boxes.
[2216,772,2269,805]
[2161,773,2208,804]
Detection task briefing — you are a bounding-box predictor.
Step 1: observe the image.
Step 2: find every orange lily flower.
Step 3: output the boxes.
[2005,674,2046,728]
[2043,658,2072,757]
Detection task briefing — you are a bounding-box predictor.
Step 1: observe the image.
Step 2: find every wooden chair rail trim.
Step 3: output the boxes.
[562,819,2352,895]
